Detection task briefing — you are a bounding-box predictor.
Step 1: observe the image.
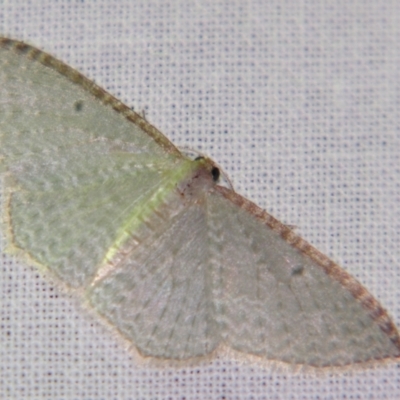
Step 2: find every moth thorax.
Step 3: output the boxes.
[176,164,216,203]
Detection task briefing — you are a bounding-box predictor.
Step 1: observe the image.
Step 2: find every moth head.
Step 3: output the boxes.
[176,157,219,202]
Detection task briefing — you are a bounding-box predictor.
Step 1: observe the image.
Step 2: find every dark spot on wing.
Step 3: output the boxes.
[291,265,304,276]
[74,100,84,112]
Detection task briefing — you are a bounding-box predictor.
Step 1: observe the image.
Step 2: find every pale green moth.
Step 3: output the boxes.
[1,37,399,368]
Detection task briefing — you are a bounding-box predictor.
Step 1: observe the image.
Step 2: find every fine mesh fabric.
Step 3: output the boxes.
[1,1,400,399]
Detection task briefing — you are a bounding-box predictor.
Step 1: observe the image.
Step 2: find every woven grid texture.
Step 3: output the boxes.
[1,1,400,399]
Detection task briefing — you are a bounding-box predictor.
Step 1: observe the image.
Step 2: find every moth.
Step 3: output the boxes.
[1,37,399,368]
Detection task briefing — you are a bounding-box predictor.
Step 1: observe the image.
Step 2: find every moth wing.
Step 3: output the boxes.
[88,201,220,360]
[87,183,400,366]
[0,39,183,287]
[208,187,400,367]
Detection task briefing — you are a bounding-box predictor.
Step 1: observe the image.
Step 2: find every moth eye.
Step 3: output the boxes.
[211,166,220,182]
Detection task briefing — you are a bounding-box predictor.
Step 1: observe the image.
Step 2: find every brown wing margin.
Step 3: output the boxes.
[215,184,400,359]
[0,37,181,157]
